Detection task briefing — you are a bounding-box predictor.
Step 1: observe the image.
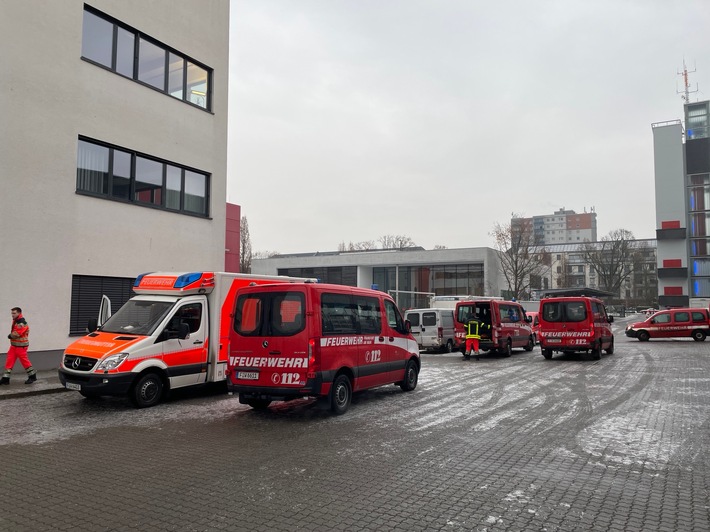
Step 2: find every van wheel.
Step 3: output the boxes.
[130,372,164,408]
[330,374,352,415]
[400,359,419,391]
[692,330,706,342]
[247,399,272,410]
[504,340,512,357]
[542,349,553,360]
[524,337,534,352]
[605,338,615,354]
[637,331,650,342]
[592,344,602,361]
[442,340,454,353]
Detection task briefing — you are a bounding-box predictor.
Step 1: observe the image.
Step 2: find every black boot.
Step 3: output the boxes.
[0,376,9,385]
[25,373,37,384]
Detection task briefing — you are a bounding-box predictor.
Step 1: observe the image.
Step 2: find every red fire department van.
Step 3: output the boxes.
[538,296,614,360]
[453,298,534,357]
[228,283,420,415]
[58,271,314,408]
[625,307,710,341]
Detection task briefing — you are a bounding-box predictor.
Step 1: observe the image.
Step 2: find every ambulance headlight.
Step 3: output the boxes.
[97,353,129,371]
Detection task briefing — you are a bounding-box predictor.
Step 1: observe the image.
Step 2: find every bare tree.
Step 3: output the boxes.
[253,250,280,259]
[491,216,549,300]
[239,216,252,273]
[580,229,638,297]
[338,240,377,251]
[378,235,417,249]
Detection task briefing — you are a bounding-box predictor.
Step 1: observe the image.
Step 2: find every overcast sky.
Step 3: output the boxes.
[227,1,710,255]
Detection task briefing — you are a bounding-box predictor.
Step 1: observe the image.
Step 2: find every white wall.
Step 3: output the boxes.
[0,1,230,351]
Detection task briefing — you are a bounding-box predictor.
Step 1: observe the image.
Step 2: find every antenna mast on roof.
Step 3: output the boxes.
[677,59,698,103]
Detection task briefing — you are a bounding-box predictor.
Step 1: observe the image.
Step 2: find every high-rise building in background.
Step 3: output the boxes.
[512,209,597,246]
[652,100,710,308]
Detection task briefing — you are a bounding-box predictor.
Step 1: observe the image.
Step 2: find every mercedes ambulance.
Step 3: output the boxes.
[228,283,420,415]
[58,271,314,407]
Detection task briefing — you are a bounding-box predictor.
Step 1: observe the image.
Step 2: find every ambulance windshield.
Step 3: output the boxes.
[100,300,174,335]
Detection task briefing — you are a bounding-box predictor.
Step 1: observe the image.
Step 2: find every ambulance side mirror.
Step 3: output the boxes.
[87,318,98,333]
[178,322,190,340]
[405,320,412,333]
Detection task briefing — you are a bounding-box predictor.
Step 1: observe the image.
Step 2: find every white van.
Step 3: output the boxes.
[404,308,456,352]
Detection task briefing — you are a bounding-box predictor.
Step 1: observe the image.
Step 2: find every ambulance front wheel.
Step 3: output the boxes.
[330,374,352,415]
[130,372,164,408]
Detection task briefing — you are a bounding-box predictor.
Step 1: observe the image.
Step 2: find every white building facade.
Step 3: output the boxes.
[0,1,230,354]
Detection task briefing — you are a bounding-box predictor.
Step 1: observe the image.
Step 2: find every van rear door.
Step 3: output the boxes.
[231,289,310,390]
[420,311,439,349]
[542,299,592,348]
[406,311,423,347]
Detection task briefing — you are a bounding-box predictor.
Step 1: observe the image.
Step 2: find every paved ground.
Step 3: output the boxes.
[1,316,709,531]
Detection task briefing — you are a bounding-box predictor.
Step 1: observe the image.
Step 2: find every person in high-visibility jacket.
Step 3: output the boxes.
[464,317,491,358]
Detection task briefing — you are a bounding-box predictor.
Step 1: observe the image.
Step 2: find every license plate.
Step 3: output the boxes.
[237,371,259,380]
[65,382,81,391]
[547,338,561,344]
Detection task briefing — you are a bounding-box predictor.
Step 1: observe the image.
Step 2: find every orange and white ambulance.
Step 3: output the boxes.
[58,271,314,407]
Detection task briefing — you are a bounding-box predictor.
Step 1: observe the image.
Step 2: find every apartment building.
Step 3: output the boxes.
[513,209,597,246]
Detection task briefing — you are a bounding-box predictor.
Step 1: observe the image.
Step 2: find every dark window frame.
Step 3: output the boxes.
[77,136,211,218]
[81,4,213,112]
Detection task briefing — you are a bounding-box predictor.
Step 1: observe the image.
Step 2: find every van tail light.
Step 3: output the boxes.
[307,337,320,379]
[438,327,443,339]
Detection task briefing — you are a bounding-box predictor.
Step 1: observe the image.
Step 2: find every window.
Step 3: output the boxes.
[652,313,671,324]
[692,311,707,323]
[321,293,359,335]
[354,296,382,334]
[81,6,212,111]
[233,291,305,337]
[384,299,405,333]
[422,312,437,327]
[674,312,690,323]
[70,275,135,335]
[77,137,210,217]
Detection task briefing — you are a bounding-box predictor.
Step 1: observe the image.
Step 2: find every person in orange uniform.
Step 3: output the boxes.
[0,307,36,385]
[464,316,490,360]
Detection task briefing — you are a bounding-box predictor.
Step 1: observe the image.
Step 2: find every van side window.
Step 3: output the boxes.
[692,311,707,323]
[502,306,521,322]
[384,299,405,333]
[652,313,671,324]
[354,295,382,335]
[321,293,359,335]
[674,312,690,323]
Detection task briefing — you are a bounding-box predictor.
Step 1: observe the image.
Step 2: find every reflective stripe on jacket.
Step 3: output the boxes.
[10,315,29,347]
[464,320,490,339]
